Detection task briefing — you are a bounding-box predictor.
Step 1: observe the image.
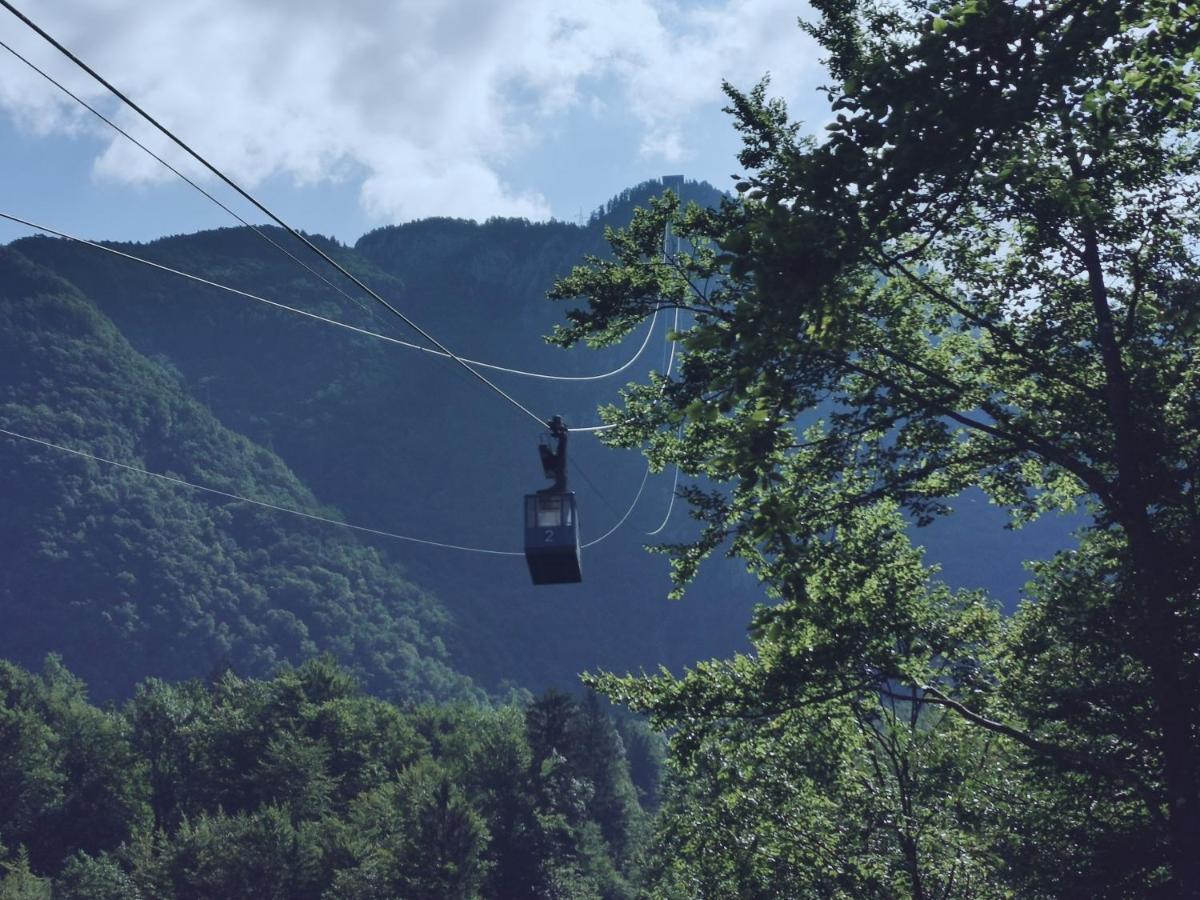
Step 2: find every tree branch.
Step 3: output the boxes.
[871,245,1106,402]
[888,686,1168,828]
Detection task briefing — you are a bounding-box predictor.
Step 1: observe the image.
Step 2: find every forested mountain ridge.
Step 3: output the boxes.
[8,177,775,694]
[0,246,476,702]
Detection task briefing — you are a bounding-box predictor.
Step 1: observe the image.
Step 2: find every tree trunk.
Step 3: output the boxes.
[1127,519,1200,898]
[1079,222,1200,897]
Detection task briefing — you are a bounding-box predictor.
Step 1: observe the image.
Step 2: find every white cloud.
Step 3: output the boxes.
[639,129,684,163]
[0,0,823,223]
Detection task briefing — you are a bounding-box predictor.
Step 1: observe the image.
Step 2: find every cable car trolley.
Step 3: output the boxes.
[525,416,582,584]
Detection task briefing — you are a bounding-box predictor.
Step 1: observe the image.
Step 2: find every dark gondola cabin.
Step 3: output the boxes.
[524,492,582,584]
[525,416,581,584]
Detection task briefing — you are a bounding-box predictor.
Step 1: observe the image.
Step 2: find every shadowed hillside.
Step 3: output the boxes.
[10,179,768,693]
[0,247,476,702]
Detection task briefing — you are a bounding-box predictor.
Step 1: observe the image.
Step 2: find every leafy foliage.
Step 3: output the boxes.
[590,506,1016,897]
[554,0,1200,894]
[0,657,651,899]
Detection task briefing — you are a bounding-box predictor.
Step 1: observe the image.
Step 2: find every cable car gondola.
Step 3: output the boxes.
[525,416,582,584]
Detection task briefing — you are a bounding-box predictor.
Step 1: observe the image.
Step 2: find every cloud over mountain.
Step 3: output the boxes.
[0,0,820,223]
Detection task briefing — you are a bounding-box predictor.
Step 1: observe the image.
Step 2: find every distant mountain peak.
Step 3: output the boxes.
[588,176,727,228]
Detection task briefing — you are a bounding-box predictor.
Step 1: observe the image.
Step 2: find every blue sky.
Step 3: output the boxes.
[0,1,830,245]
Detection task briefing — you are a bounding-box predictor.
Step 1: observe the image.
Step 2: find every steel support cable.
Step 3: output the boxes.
[0,212,662,383]
[0,12,664,422]
[573,305,684,539]
[572,306,681,436]
[0,1,547,430]
[0,36,376,322]
[0,425,524,555]
[643,309,684,534]
[568,455,622,517]
[645,442,682,536]
[582,461,651,549]
[572,302,684,433]
[577,226,684,538]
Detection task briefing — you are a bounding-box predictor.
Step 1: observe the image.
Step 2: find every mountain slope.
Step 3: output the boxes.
[11,178,764,693]
[0,247,477,702]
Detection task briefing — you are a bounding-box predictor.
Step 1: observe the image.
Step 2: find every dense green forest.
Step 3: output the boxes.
[3,0,1198,896]
[0,248,474,703]
[0,656,657,898]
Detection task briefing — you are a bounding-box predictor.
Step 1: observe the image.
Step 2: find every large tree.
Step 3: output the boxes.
[552,0,1200,894]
